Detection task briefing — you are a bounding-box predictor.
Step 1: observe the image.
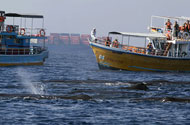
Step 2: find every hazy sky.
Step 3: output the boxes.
[1,0,190,36]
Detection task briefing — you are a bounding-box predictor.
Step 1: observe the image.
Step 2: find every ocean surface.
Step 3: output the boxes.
[1,44,190,124]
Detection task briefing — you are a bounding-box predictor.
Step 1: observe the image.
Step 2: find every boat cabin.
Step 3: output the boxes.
[0,11,46,55]
[150,16,190,57]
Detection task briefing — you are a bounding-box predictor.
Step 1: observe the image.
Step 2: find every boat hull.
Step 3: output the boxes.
[0,50,48,66]
[90,42,190,72]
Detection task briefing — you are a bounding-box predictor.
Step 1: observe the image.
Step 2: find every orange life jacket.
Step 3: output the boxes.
[0,16,5,22]
[105,41,111,46]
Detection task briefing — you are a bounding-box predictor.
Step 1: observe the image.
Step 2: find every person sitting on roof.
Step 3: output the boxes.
[91,28,96,41]
[112,39,119,48]
[105,37,111,47]
[0,13,6,31]
[173,21,179,38]
[146,42,153,54]
[165,19,172,31]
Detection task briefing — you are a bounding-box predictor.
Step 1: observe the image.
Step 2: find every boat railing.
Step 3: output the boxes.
[0,46,45,55]
[122,45,189,58]
[0,24,46,37]
[20,27,46,37]
[93,39,189,58]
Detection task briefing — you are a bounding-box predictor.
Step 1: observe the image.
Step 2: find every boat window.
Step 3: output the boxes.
[14,39,21,44]
[160,42,165,50]
[6,36,16,39]
[152,38,166,50]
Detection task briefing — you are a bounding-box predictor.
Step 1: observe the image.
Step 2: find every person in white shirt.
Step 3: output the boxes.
[91,28,96,41]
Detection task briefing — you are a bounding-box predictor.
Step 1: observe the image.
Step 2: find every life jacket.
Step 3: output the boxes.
[105,41,111,46]
[0,16,5,22]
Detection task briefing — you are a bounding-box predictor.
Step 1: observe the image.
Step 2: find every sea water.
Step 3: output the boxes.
[0,45,190,124]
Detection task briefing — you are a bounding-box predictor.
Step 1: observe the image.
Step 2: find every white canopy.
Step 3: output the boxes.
[151,15,190,21]
[109,31,166,38]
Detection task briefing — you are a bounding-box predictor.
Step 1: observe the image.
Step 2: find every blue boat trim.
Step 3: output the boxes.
[128,66,169,72]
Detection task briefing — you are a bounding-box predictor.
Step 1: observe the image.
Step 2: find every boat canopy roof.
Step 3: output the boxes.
[0,11,5,13]
[152,15,190,21]
[5,13,43,18]
[109,31,166,38]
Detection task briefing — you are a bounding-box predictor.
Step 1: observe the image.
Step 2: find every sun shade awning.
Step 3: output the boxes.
[5,13,43,18]
[152,15,190,21]
[109,31,166,38]
[0,11,5,13]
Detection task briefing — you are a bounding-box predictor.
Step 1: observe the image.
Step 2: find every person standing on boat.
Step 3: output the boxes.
[165,19,172,31]
[0,13,5,31]
[173,21,179,38]
[91,28,96,41]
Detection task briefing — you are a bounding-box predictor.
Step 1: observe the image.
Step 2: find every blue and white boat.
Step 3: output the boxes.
[0,11,48,66]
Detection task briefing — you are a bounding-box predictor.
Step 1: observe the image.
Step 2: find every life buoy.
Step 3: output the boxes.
[6,25,13,33]
[20,28,25,35]
[39,29,45,37]
[182,52,187,57]
[183,32,190,40]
